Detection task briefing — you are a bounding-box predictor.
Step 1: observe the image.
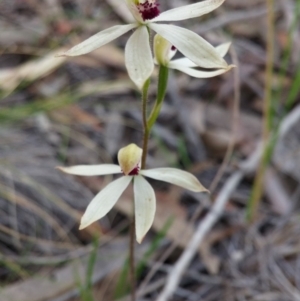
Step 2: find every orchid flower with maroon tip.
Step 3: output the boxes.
[59,0,228,89]
[154,34,235,78]
[57,144,208,243]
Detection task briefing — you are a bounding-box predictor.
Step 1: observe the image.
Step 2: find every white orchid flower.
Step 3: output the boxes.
[60,0,228,89]
[154,34,235,78]
[57,144,208,243]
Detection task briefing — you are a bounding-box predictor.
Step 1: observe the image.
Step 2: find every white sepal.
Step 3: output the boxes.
[134,176,156,243]
[57,164,121,176]
[61,24,137,57]
[169,58,197,68]
[215,42,231,58]
[140,168,208,192]
[170,64,235,78]
[168,42,231,69]
[151,0,224,22]
[149,24,228,69]
[125,26,154,89]
[80,176,132,229]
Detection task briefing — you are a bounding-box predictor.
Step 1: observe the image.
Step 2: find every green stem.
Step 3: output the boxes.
[141,79,150,169]
[147,65,169,130]
[141,66,169,169]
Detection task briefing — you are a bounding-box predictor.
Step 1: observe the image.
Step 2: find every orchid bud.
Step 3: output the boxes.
[154,34,177,66]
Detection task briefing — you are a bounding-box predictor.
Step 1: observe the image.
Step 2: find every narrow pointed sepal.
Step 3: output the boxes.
[125,26,154,90]
[140,168,209,193]
[215,42,232,58]
[134,176,156,243]
[60,24,137,57]
[79,176,132,229]
[169,64,235,78]
[151,0,225,22]
[56,164,121,176]
[169,57,198,68]
[168,42,231,69]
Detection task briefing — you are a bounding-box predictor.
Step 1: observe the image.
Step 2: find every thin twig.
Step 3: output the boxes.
[248,0,275,221]
[209,45,240,192]
[269,257,300,301]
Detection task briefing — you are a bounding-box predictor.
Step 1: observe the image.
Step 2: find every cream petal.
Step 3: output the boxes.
[169,42,231,68]
[134,176,156,243]
[140,168,208,192]
[169,58,197,68]
[149,24,227,69]
[80,176,132,229]
[151,0,224,22]
[125,26,154,89]
[170,64,235,78]
[57,164,121,176]
[61,24,137,57]
[215,42,231,58]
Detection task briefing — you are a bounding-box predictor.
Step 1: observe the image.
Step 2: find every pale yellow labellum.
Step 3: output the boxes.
[153,34,172,66]
[118,143,142,175]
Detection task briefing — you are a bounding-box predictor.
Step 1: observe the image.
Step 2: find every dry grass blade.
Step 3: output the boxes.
[0,239,130,301]
[0,224,80,251]
[0,49,66,92]
[0,181,71,242]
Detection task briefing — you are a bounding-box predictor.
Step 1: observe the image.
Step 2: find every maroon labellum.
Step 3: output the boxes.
[128,166,140,176]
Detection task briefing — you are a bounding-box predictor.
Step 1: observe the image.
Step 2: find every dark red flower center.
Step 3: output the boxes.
[128,166,140,176]
[121,167,140,175]
[171,45,176,51]
[137,0,160,21]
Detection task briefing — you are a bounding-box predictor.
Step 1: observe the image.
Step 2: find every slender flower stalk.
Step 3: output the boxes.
[59,0,228,89]
[141,79,150,169]
[57,144,208,243]
[147,65,169,131]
